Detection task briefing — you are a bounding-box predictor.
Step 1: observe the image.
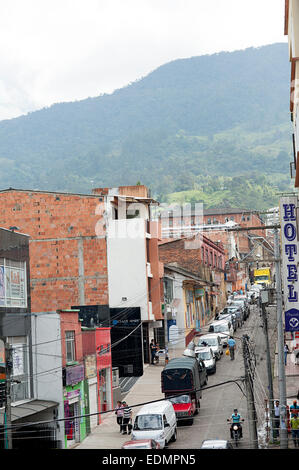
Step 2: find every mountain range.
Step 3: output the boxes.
[0,42,293,210]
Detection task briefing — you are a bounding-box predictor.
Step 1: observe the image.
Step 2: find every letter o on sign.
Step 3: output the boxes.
[284,223,296,241]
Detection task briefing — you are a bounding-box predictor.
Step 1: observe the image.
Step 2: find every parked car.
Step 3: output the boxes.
[217,312,237,331]
[122,439,161,449]
[195,346,216,374]
[208,320,234,346]
[196,333,223,360]
[200,439,234,449]
[230,299,248,321]
[131,400,177,449]
[234,295,250,319]
[221,306,243,328]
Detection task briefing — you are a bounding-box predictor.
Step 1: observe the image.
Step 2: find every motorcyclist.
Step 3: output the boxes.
[228,409,243,439]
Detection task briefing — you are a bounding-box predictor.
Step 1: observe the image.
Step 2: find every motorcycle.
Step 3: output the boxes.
[227,419,244,446]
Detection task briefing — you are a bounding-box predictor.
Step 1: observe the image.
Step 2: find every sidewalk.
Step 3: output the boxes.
[273,339,299,400]
[76,344,186,449]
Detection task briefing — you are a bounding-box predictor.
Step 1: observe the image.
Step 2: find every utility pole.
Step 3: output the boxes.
[260,296,275,441]
[273,227,288,449]
[4,343,13,449]
[242,334,259,449]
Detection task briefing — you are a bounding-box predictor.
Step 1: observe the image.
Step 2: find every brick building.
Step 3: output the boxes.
[0,186,163,376]
[0,188,107,312]
[159,234,226,344]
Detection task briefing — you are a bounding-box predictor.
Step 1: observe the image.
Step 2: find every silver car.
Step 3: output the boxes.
[201,439,234,449]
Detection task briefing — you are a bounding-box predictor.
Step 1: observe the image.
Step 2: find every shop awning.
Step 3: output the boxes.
[0,399,58,424]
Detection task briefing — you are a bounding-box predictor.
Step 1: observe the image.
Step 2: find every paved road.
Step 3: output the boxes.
[170,303,276,449]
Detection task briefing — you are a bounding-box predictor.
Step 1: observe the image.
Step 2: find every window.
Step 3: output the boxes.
[65,331,76,363]
[205,249,208,264]
[207,218,211,224]
[214,254,217,267]
[0,259,27,308]
[163,278,174,303]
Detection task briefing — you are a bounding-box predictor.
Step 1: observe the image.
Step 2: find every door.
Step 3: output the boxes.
[142,323,150,363]
[89,381,98,429]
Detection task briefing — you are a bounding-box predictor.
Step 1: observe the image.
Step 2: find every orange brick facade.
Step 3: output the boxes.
[0,190,108,312]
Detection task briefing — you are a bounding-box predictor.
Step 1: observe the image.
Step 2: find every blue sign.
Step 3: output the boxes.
[285,308,299,332]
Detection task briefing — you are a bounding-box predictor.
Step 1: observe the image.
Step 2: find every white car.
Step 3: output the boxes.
[201,439,233,449]
[195,346,216,374]
[196,334,223,360]
[208,320,234,346]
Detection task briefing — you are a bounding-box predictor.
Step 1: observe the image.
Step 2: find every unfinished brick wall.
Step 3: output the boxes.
[0,190,108,312]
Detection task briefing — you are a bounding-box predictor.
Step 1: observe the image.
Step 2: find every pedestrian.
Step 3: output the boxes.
[121,401,132,435]
[227,336,236,360]
[284,343,289,365]
[150,339,157,365]
[273,400,280,439]
[290,412,299,447]
[290,400,299,418]
[115,400,124,433]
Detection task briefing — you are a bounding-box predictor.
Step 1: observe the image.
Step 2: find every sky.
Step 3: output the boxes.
[0,0,287,121]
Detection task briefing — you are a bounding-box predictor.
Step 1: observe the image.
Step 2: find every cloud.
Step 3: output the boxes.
[0,0,287,121]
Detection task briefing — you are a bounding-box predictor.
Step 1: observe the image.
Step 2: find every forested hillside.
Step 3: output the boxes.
[0,43,293,209]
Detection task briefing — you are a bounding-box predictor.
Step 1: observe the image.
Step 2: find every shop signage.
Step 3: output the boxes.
[285,309,299,332]
[195,288,204,297]
[279,197,299,331]
[66,364,84,386]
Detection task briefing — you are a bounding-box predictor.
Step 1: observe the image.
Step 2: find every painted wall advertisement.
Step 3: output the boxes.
[279,196,299,332]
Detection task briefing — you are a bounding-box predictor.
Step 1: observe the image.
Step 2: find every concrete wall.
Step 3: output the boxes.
[31,311,64,446]
[107,218,153,321]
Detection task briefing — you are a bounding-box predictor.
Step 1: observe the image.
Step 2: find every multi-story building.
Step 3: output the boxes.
[0,228,62,449]
[159,234,226,346]
[0,185,163,378]
[285,0,299,186]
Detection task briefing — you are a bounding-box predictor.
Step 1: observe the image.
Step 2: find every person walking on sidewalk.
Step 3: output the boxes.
[290,412,299,447]
[115,400,124,433]
[273,400,280,439]
[150,339,157,365]
[121,401,132,435]
[290,400,299,418]
[227,336,236,361]
[284,343,289,365]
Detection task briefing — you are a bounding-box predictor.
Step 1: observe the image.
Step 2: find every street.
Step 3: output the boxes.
[170,303,277,449]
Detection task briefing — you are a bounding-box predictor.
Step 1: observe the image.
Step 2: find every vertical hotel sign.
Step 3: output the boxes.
[279,196,299,332]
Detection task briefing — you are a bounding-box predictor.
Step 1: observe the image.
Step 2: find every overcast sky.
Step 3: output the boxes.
[0,0,287,121]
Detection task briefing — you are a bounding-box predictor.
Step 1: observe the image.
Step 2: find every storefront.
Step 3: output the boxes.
[84,354,98,431]
[194,288,206,329]
[63,364,87,448]
[96,328,113,422]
